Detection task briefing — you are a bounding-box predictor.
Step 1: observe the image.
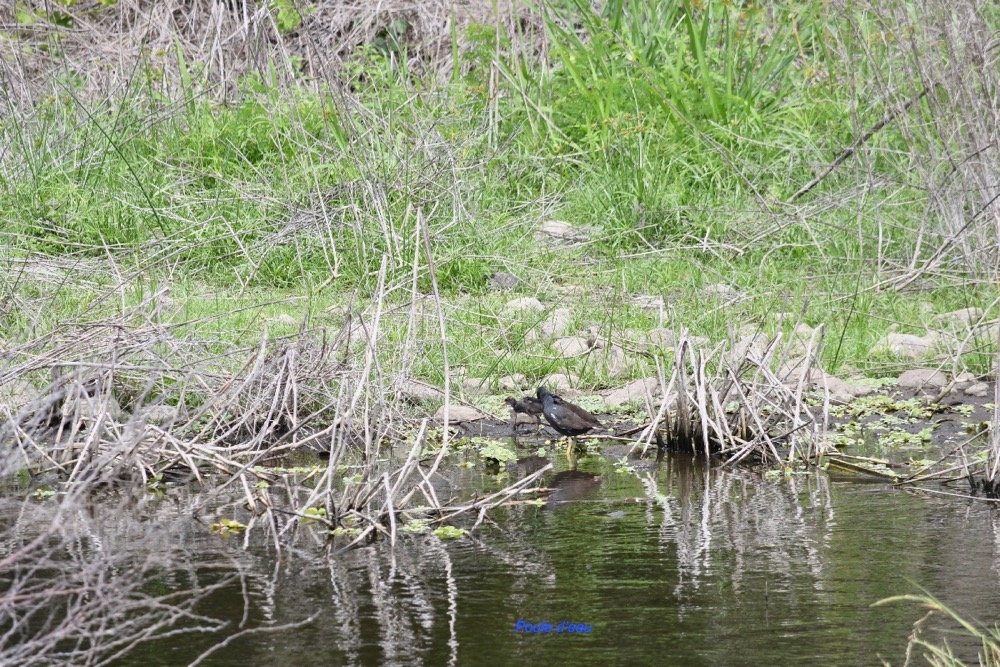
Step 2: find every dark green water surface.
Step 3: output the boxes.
[54,452,1000,665]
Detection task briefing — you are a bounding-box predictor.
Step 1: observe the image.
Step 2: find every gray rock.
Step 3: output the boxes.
[537,220,585,241]
[541,373,575,393]
[541,308,574,337]
[793,323,816,337]
[136,405,184,427]
[498,374,527,392]
[788,324,822,357]
[553,336,591,357]
[462,377,491,396]
[704,283,737,296]
[935,307,984,328]
[73,394,123,424]
[502,297,545,316]
[490,272,522,291]
[819,376,857,403]
[780,365,856,402]
[644,328,676,349]
[267,313,298,327]
[845,382,876,397]
[897,369,948,390]
[399,380,445,403]
[731,334,769,362]
[633,295,665,310]
[433,405,488,422]
[872,333,936,359]
[978,322,1000,340]
[513,411,541,426]
[604,377,661,407]
[780,360,818,387]
[952,371,976,393]
[965,382,991,398]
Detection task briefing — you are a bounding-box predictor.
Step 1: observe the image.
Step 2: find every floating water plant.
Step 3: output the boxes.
[432,525,468,540]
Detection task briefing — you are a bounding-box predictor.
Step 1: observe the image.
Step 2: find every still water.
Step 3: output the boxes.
[22,449,1000,666]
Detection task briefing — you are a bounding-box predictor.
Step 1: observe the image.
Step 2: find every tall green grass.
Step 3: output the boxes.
[1,0,996,383]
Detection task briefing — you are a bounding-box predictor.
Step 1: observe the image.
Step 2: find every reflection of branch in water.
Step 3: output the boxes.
[643,458,834,599]
[322,542,458,665]
[0,493,232,666]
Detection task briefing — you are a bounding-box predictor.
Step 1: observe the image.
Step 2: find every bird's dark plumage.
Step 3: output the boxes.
[504,396,543,431]
[504,396,543,416]
[536,386,602,437]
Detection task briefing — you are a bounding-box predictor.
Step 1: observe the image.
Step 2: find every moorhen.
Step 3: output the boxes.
[536,386,602,441]
[503,396,544,432]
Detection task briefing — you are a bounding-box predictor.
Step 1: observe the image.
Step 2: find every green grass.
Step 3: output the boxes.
[1,0,998,401]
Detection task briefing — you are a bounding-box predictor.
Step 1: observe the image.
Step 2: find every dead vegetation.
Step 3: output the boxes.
[1,0,1000,661]
[4,0,546,102]
[630,325,828,466]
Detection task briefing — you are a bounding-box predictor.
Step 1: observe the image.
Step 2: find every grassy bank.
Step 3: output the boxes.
[3,1,998,402]
[1,0,999,428]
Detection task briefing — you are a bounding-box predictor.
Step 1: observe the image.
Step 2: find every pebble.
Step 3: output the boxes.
[897,369,949,390]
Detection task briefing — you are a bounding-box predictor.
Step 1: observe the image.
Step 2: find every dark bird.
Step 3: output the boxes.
[503,396,544,432]
[536,386,602,439]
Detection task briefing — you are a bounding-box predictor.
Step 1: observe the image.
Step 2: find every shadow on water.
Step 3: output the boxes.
[5,446,1000,666]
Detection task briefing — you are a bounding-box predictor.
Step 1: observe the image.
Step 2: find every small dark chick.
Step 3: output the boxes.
[535,386,602,438]
[503,396,544,432]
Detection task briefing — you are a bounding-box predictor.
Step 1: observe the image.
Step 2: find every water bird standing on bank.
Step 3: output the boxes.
[503,396,544,433]
[535,386,602,442]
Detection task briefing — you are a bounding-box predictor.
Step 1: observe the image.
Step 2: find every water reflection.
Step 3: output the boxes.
[4,449,1000,666]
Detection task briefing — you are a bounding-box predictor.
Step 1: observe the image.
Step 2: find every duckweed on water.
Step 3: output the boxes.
[433,526,468,540]
[401,519,431,534]
[880,427,935,448]
[471,438,518,465]
[300,507,328,524]
[209,519,246,536]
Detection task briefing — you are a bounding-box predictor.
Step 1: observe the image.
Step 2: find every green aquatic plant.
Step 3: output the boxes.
[209,518,246,536]
[146,473,165,496]
[473,438,518,466]
[613,456,632,474]
[879,427,934,448]
[300,507,327,525]
[828,421,866,448]
[831,395,900,419]
[30,487,56,501]
[330,527,363,538]
[952,403,975,417]
[433,526,468,540]
[401,519,431,534]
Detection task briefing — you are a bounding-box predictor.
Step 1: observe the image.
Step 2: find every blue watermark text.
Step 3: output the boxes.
[514,619,593,634]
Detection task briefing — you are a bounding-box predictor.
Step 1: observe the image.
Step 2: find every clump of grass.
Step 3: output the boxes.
[876,592,1000,667]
